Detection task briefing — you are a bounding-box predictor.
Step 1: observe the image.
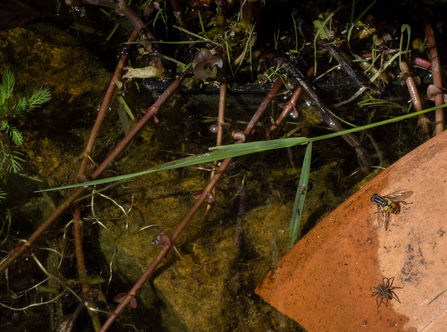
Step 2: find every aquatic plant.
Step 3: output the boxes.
[0,69,51,199]
[192,48,223,81]
[0,69,51,145]
[1,1,446,331]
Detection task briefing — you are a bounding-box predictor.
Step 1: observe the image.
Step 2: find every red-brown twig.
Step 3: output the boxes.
[268,86,302,135]
[0,59,183,276]
[401,61,430,141]
[235,78,283,142]
[203,82,228,221]
[422,14,444,134]
[216,83,227,146]
[0,28,136,273]
[70,30,138,332]
[99,78,284,331]
[73,209,102,331]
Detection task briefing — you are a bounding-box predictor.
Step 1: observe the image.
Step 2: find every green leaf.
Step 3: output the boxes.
[347,0,378,42]
[27,87,51,109]
[116,96,135,121]
[0,188,6,201]
[7,152,23,173]
[36,103,447,193]
[288,142,312,250]
[2,69,15,99]
[12,97,27,115]
[313,6,344,74]
[0,69,15,116]
[6,125,23,145]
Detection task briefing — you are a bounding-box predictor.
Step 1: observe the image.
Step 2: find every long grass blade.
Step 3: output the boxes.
[288,142,312,250]
[36,103,447,193]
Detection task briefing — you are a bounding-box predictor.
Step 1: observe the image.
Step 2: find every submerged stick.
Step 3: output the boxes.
[422,15,444,134]
[322,40,380,93]
[401,61,430,141]
[99,78,284,331]
[0,62,183,276]
[268,86,302,135]
[275,57,370,172]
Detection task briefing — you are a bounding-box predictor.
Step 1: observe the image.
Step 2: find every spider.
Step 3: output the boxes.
[372,276,402,308]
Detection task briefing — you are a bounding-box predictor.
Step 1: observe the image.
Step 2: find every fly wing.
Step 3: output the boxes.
[387,189,414,202]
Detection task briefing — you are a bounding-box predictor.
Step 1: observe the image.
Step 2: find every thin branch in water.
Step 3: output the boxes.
[422,14,444,134]
[98,78,285,332]
[275,57,370,172]
[322,40,380,93]
[401,61,431,141]
[268,86,302,135]
[0,69,182,274]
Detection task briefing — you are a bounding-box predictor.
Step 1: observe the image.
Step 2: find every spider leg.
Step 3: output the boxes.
[388,276,395,288]
[390,290,401,304]
[376,295,381,309]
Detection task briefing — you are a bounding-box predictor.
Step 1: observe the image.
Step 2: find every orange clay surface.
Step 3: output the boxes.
[256,129,447,332]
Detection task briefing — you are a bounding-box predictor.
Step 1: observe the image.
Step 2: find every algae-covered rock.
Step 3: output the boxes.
[95,156,341,331]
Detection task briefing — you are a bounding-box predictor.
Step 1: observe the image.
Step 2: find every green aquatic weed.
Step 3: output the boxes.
[0,69,51,145]
[0,69,51,200]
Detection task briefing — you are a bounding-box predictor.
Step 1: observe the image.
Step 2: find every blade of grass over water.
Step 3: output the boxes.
[37,103,447,192]
[288,142,312,250]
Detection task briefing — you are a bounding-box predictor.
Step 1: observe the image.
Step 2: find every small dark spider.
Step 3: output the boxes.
[372,276,402,308]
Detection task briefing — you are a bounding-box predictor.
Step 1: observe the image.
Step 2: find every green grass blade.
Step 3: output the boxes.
[288,142,312,250]
[107,23,120,41]
[36,103,447,193]
[37,137,308,192]
[117,96,135,121]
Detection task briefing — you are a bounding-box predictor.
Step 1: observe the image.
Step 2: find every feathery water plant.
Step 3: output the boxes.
[0,69,51,145]
[0,69,51,200]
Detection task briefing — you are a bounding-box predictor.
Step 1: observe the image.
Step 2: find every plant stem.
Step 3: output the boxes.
[243,78,283,137]
[73,209,102,331]
[268,86,302,135]
[98,78,284,331]
[0,47,183,276]
[204,82,228,220]
[422,14,444,134]
[401,61,430,141]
